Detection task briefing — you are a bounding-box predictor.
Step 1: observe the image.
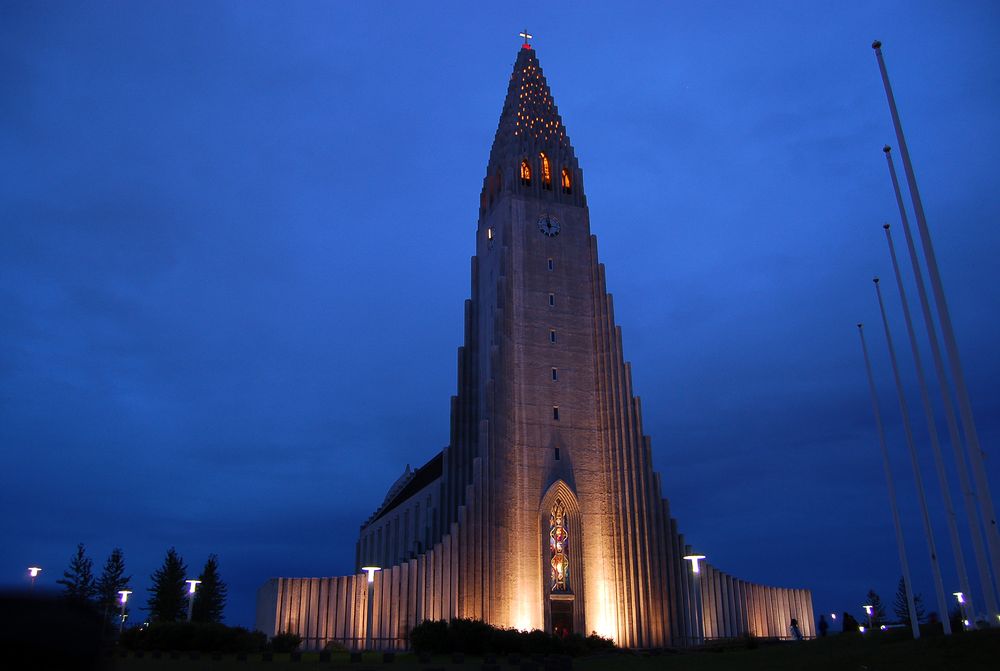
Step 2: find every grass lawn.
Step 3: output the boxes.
[109,630,1000,671]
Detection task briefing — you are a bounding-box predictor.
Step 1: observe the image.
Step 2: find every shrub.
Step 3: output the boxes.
[410,620,449,654]
[323,639,349,652]
[269,631,303,653]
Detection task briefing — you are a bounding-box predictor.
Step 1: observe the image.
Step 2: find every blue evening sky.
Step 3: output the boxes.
[2,1,999,629]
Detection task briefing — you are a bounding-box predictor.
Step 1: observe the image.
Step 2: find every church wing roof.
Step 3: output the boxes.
[367,451,443,525]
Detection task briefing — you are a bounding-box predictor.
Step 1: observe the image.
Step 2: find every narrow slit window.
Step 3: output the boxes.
[549,293,555,306]
[549,329,556,343]
[548,258,554,271]
[520,159,532,186]
[554,447,561,461]
[553,406,560,420]
[487,227,494,240]
[540,152,552,190]
[561,168,572,194]
[552,367,558,381]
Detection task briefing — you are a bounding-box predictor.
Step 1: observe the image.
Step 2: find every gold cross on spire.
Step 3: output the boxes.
[519,29,533,47]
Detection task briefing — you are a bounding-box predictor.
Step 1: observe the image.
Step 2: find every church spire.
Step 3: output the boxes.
[481,45,584,211]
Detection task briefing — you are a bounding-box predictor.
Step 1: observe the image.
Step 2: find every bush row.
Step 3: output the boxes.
[119,622,267,653]
[410,619,615,657]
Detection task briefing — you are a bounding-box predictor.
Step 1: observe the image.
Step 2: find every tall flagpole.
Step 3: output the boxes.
[884,222,975,620]
[873,277,951,634]
[873,41,1000,610]
[884,145,998,620]
[858,323,920,638]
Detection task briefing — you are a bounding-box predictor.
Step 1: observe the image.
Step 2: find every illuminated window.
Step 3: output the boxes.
[550,499,569,592]
[553,406,560,420]
[487,228,494,240]
[548,258,554,271]
[549,293,555,306]
[540,152,552,190]
[520,160,532,186]
[552,367,558,381]
[549,329,556,343]
[561,168,572,194]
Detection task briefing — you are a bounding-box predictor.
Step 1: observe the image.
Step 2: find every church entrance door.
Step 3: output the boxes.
[550,599,574,638]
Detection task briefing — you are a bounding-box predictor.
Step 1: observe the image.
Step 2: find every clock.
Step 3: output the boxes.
[537,214,561,237]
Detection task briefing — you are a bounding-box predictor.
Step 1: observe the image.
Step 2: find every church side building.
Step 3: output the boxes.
[257,43,813,649]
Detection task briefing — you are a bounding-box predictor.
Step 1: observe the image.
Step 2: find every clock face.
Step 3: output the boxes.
[537,214,561,237]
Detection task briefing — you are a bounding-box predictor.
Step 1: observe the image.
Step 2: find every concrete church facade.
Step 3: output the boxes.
[256,43,814,649]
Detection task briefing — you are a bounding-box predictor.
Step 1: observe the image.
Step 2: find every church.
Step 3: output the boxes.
[256,40,813,649]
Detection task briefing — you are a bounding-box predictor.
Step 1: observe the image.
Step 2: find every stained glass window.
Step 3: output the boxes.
[521,160,532,186]
[550,499,569,592]
[540,152,552,189]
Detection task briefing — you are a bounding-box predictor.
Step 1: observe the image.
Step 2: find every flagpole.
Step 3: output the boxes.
[884,222,974,621]
[873,41,1000,609]
[884,145,997,621]
[858,323,920,638]
[873,277,951,634]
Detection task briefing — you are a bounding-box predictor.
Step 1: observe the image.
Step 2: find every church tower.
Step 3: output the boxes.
[258,42,814,649]
[466,42,667,643]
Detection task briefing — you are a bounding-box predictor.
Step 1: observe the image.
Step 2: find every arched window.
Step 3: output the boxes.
[550,499,569,592]
[561,168,572,194]
[520,160,532,186]
[540,152,552,190]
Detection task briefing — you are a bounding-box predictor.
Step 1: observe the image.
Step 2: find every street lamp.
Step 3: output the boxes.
[953,592,969,630]
[863,605,873,631]
[683,555,706,645]
[28,567,41,589]
[361,566,381,652]
[118,590,132,634]
[185,580,201,622]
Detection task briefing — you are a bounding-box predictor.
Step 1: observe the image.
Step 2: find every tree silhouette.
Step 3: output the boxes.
[191,554,228,623]
[95,548,131,626]
[865,589,887,627]
[892,576,925,625]
[147,548,188,622]
[56,543,96,603]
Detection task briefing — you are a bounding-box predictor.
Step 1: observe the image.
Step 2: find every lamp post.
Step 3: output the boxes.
[361,566,381,652]
[863,605,874,631]
[683,554,706,645]
[185,580,201,622]
[954,592,969,630]
[28,567,41,589]
[118,590,132,634]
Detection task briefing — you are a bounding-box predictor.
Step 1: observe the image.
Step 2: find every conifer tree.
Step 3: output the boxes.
[56,543,96,603]
[95,548,131,625]
[892,576,925,625]
[147,547,188,622]
[865,588,887,627]
[191,554,228,623]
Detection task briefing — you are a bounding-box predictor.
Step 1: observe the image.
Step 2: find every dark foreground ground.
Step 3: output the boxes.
[97,630,1000,671]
